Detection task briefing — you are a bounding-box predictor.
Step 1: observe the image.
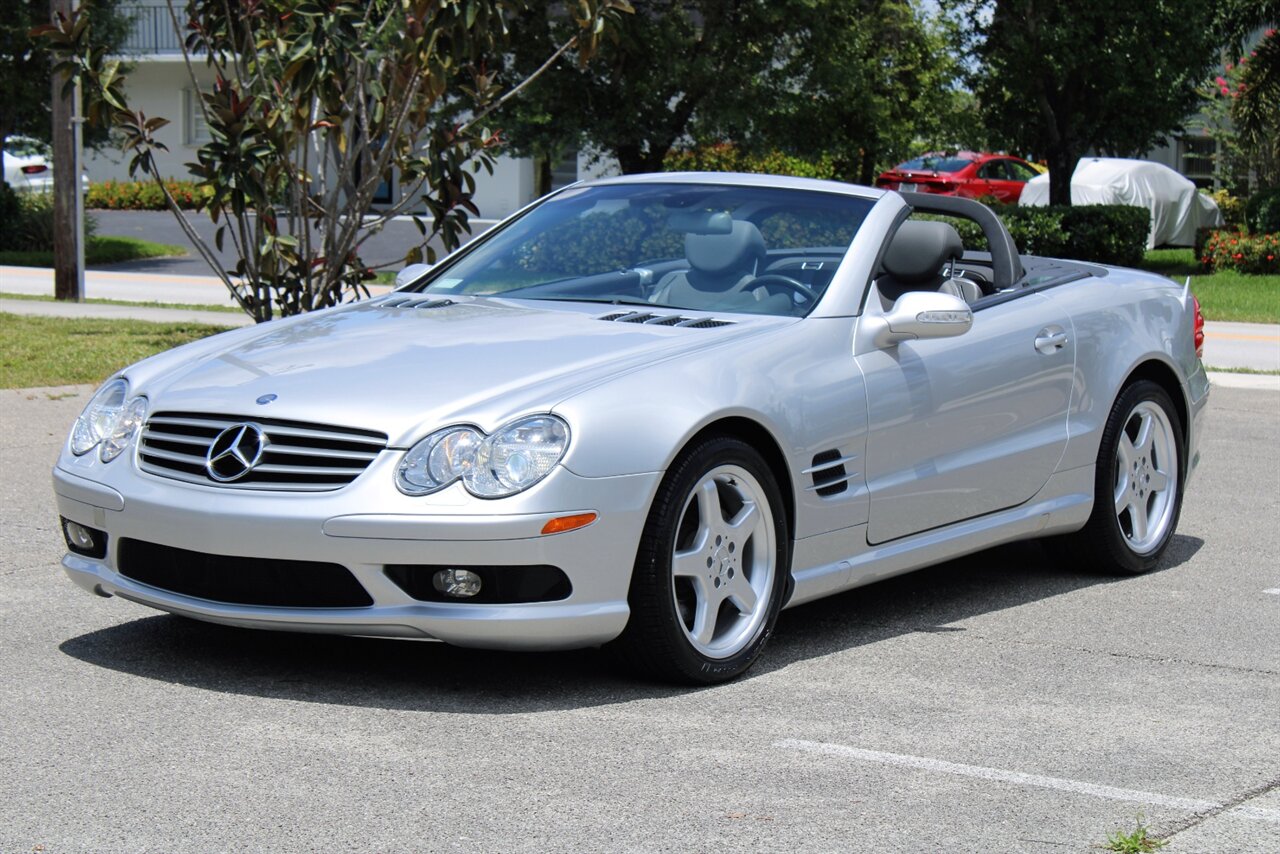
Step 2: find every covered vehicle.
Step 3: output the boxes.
[1019,158,1224,248]
[53,174,1209,684]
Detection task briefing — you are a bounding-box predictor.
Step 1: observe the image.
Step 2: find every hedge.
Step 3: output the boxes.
[0,188,98,252]
[1245,188,1280,235]
[664,144,837,180]
[86,179,212,211]
[925,204,1150,267]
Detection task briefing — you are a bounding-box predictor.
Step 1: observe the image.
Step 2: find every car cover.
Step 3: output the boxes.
[1019,158,1224,248]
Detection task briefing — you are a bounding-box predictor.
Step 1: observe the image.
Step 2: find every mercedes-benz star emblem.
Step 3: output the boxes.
[205,423,268,482]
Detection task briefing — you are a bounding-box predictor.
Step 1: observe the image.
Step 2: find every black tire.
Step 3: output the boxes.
[608,436,790,684]
[1063,380,1185,575]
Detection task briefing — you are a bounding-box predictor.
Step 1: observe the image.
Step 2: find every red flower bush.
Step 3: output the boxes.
[1200,229,1280,274]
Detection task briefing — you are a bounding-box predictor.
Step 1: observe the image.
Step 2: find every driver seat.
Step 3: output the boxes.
[651,220,767,310]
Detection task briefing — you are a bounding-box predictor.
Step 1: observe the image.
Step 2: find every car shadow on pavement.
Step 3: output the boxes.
[58,535,1203,712]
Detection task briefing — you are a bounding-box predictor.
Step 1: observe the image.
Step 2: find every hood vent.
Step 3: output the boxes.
[379,296,455,310]
[805,449,859,497]
[597,311,734,329]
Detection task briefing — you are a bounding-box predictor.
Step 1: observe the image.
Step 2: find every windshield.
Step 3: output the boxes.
[411,182,874,317]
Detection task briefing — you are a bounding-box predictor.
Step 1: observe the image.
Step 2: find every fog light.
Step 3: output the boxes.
[61,517,107,558]
[66,521,96,550]
[432,568,482,598]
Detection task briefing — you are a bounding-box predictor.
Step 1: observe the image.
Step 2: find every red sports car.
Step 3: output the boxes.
[875,152,1042,204]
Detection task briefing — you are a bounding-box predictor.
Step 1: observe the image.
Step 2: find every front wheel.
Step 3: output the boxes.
[609,437,790,684]
[1064,380,1185,574]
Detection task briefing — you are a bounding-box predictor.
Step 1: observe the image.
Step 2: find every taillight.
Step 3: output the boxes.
[1192,294,1205,359]
[21,164,48,175]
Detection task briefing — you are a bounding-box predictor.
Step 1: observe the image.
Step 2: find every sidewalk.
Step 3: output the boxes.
[3,264,1277,389]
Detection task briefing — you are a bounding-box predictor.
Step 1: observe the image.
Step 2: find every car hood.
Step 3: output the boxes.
[131,296,784,446]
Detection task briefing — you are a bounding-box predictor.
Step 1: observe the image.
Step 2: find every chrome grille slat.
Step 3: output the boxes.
[139,446,208,466]
[138,411,388,491]
[140,429,211,447]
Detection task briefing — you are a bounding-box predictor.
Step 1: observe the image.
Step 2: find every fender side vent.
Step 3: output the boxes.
[806,449,859,497]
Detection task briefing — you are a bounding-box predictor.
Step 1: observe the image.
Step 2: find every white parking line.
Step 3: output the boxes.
[1264,588,1280,596]
[775,739,1280,823]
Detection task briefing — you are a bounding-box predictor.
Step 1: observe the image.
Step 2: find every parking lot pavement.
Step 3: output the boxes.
[1,385,1276,852]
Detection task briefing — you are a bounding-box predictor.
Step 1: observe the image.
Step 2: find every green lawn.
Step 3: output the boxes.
[0,236,187,268]
[1141,248,1279,324]
[0,291,242,314]
[0,313,231,388]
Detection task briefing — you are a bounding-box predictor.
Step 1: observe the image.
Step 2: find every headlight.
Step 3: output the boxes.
[397,415,570,498]
[70,378,148,462]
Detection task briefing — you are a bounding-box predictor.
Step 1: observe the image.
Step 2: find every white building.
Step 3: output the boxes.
[89,3,598,220]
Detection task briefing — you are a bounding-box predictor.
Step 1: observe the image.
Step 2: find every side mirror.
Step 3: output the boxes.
[394,263,433,288]
[870,290,973,348]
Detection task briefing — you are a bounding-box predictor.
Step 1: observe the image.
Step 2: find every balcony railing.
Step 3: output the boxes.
[120,5,184,54]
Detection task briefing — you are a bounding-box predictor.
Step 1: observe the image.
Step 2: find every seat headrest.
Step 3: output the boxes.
[685,220,766,275]
[882,220,964,284]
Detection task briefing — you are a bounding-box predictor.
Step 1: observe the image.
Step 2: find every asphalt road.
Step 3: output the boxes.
[1,385,1277,852]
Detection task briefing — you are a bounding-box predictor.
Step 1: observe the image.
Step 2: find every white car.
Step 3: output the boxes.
[2,137,90,194]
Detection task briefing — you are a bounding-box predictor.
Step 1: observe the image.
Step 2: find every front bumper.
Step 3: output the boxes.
[53,457,660,651]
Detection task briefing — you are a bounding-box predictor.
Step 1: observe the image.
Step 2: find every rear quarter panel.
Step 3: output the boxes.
[1040,266,1206,473]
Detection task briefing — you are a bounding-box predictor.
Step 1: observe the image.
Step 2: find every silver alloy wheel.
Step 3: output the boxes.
[1113,400,1179,553]
[670,464,777,659]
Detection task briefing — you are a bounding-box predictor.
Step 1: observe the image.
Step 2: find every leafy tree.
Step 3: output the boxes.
[957,0,1220,205]
[36,0,629,321]
[502,0,802,176]
[759,0,965,183]
[0,0,131,185]
[1217,3,1280,189]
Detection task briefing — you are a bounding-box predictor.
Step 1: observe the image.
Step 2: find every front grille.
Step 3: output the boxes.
[117,539,373,608]
[139,411,387,491]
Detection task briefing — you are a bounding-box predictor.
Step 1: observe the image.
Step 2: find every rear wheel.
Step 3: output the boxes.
[610,437,789,684]
[1065,380,1184,574]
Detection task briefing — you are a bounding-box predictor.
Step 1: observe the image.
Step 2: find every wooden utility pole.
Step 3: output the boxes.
[51,0,82,302]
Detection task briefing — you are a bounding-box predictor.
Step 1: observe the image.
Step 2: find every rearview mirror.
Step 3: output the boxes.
[869,290,973,348]
[394,263,433,288]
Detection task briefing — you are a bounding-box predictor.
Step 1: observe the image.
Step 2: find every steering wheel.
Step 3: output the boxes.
[747,274,820,305]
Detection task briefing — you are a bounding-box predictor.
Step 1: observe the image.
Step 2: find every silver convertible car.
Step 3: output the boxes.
[53,174,1208,683]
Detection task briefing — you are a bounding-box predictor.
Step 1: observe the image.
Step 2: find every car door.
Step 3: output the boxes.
[858,291,1075,544]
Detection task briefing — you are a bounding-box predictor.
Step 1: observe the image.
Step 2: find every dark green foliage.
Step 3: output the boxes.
[0,191,97,252]
[926,205,1150,266]
[1245,188,1280,234]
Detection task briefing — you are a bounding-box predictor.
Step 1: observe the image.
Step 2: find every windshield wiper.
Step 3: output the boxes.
[523,295,658,308]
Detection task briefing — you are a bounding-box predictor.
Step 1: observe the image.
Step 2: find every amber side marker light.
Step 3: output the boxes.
[541,513,598,535]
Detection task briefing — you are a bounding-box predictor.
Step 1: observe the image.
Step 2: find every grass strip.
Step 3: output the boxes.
[0,236,187,268]
[0,291,243,314]
[1141,249,1279,324]
[0,313,231,389]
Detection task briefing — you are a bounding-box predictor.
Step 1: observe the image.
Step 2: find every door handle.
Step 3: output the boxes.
[1034,329,1069,354]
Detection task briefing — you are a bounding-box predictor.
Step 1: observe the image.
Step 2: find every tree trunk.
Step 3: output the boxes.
[1046,147,1078,207]
[51,0,80,301]
[534,155,553,198]
[615,143,667,175]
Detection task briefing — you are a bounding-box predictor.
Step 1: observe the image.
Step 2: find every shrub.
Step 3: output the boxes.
[1194,226,1225,260]
[1203,188,1245,228]
[0,191,98,252]
[923,205,1149,266]
[85,179,211,211]
[1200,230,1280,274]
[664,144,837,180]
[1245,188,1280,234]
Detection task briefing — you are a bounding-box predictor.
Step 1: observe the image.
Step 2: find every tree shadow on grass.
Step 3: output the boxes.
[58,535,1203,713]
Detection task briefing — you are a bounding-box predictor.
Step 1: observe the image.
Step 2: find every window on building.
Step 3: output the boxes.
[1178,136,1216,189]
[184,89,212,146]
